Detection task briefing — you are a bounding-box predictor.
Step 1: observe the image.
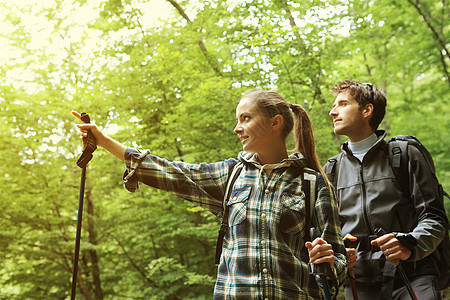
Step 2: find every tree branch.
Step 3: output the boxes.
[282,0,324,104]
[407,0,449,62]
[111,234,155,285]
[166,0,223,76]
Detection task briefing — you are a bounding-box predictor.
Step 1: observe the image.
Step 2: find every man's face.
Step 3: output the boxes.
[329,90,367,140]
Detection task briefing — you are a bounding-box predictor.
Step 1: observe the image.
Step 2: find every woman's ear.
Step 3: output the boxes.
[271,114,284,131]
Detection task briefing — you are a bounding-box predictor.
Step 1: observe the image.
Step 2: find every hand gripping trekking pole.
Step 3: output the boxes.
[375,228,418,300]
[71,113,97,300]
[309,228,332,300]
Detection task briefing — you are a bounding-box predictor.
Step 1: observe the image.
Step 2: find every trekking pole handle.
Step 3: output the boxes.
[80,112,91,123]
[374,227,400,266]
[309,227,332,300]
[308,228,332,276]
[80,113,97,153]
[76,113,97,168]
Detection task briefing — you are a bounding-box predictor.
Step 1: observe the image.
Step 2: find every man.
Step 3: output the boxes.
[323,79,447,299]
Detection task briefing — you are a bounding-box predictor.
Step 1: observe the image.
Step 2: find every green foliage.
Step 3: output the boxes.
[0,0,448,298]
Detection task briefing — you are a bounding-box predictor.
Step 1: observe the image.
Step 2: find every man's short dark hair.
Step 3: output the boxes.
[332,79,387,131]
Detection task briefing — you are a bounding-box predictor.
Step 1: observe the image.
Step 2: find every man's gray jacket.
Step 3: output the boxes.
[323,130,447,283]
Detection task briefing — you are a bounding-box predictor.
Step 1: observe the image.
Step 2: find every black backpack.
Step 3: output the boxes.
[214,162,318,264]
[386,135,450,290]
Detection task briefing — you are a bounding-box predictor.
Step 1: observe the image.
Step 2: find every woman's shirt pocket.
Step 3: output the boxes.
[226,187,251,227]
[279,193,306,237]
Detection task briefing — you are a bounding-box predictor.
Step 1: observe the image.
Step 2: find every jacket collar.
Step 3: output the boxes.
[237,151,307,169]
[342,130,387,155]
[237,151,307,189]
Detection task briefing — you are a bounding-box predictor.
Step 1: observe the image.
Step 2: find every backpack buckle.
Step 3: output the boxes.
[390,145,402,168]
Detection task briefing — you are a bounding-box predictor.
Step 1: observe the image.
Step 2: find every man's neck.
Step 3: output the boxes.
[348,129,376,143]
[347,133,379,162]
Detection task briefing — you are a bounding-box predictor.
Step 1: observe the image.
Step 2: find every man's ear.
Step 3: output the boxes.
[272,114,284,131]
[362,104,374,120]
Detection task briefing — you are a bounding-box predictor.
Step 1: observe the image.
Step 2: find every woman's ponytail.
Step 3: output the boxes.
[290,103,331,188]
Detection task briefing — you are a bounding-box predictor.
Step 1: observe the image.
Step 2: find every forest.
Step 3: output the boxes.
[0,0,448,299]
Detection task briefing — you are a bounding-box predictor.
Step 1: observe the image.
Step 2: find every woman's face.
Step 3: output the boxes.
[234,97,274,154]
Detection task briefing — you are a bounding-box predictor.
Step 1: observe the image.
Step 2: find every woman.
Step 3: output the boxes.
[73,90,347,299]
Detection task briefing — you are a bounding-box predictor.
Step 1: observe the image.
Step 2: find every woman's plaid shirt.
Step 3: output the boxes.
[123,148,347,299]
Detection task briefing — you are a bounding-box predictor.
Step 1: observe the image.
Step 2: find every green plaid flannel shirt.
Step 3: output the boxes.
[123,148,347,299]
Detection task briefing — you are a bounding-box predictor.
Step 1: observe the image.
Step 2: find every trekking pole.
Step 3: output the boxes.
[396,263,418,300]
[344,238,359,300]
[71,113,97,300]
[375,228,418,300]
[309,228,332,300]
[348,271,358,300]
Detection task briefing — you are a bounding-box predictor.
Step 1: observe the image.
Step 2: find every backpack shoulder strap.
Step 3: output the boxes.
[303,167,318,240]
[388,138,410,202]
[325,152,343,189]
[214,161,243,264]
[222,162,244,210]
[388,139,410,198]
[388,139,408,168]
